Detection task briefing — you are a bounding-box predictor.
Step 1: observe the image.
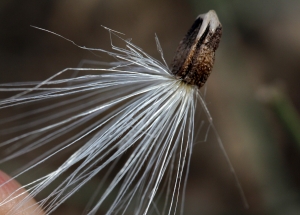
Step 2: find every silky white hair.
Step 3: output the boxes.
[0,27,246,214]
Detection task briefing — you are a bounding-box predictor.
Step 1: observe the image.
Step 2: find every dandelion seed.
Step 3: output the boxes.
[0,10,247,214]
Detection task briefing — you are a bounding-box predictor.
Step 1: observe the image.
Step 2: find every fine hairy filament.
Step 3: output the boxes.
[0,10,247,215]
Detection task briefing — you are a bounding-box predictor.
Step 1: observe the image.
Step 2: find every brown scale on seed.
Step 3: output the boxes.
[171,11,222,88]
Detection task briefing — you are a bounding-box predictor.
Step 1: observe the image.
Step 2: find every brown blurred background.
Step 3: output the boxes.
[1,0,300,214]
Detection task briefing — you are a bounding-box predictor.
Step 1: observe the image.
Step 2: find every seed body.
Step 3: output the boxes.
[171,10,222,88]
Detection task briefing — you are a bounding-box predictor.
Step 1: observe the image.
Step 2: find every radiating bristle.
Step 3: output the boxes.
[0,26,202,215]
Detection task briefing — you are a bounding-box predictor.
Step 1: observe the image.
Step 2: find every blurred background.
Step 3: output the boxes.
[1,0,300,214]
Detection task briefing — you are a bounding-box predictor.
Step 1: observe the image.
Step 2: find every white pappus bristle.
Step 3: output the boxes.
[0,26,245,215]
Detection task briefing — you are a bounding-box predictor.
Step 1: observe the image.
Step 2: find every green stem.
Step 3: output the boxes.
[261,86,300,152]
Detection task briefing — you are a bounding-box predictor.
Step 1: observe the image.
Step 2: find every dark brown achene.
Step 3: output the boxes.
[171,10,222,88]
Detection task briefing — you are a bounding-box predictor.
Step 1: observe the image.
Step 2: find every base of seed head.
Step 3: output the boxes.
[171,10,222,88]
